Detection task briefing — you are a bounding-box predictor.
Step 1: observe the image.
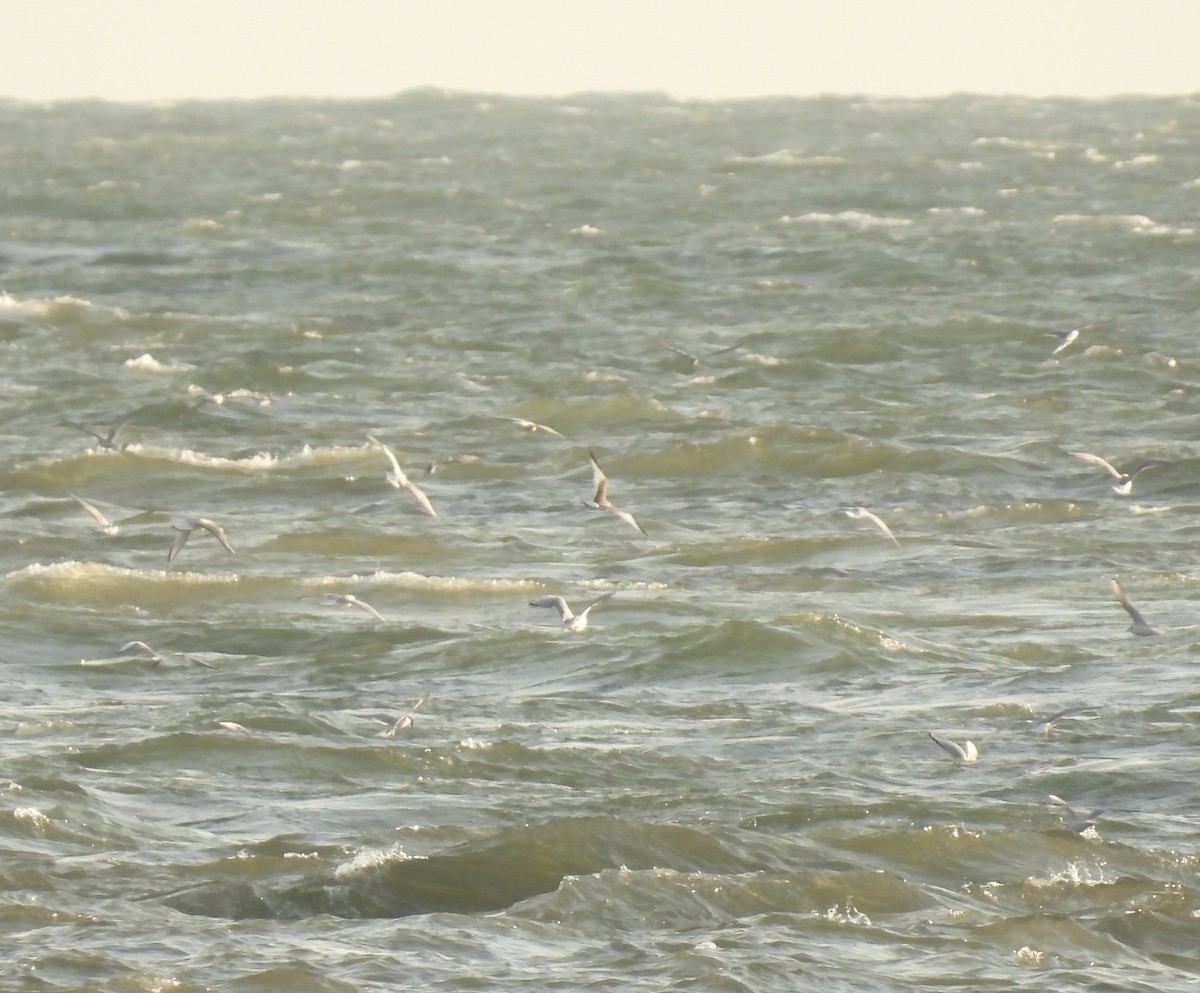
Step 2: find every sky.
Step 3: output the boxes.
[3,1,1198,103]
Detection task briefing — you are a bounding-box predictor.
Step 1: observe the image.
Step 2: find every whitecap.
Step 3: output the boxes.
[4,560,240,585]
[124,353,193,374]
[780,211,912,229]
[334,844,419,879]
[13,807,50,830]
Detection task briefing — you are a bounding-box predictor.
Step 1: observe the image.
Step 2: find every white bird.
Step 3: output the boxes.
[1029,705,1101,738]
[500,415,565,438]
[369,694,428,737]
[1046,327,1081,356]
[530,590,616,632]
[927,731,979,763]
[112,640,215,669]
[843,506,900,546]
[168,518,235,561]
[366,434,437,518]
[1048,794,1101,834]
[320,592,385,622]
[70,493,119,537]
[1111,578,1160,636]
[117,640,163,664]
[586,450,645,535]
[1068,451,1170,496]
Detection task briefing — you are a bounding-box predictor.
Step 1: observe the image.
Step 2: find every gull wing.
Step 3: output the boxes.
[1111,578,1159,635]
[1068,451,1124,479]
[588,450,610,506]
[928,732,978,762]
[402,478,438,518]
[530,595,573,621]
[196,518,235,554]
[70,493,115,531]
[167,526,192,561]
[349,596,385,622]
[845,506,900,546]
[610,505,647,535]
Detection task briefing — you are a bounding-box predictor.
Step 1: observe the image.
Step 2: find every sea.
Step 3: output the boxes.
[1,89,1199,992]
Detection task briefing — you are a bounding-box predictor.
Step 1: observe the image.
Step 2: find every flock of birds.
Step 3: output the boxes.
[59,327,1174,828]
[63,402,659,733]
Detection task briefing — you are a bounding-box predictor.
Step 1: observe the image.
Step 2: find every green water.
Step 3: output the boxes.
[1,91,1199,991]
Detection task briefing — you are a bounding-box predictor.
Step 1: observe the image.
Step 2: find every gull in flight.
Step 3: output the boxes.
[1111,578,1160,636]
[586,450,646,535]
[320,592,385,622]
[369,694,428,737]
[843,506,900,546]
[70,493,119,537]
[1048,794,1101,835]
[665,339,745,371]
[118,640,163,664]
[927,731,979,763]
[111,640,215,669]
[1068,451,1170,496]
[1029,705,1101,738]
[530,590,616,632]
[69,415,134,451]
[168,518,236,561]
[366,434,437,518]
[1046,327,1081,356]
[499,415,565,438]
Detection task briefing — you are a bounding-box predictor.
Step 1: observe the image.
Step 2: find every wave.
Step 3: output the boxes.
[165,815,748,919]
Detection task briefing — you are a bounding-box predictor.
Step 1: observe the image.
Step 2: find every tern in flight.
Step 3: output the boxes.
[367,434,437,518]
[168,518,235,561]
[369,694,429,737]
[1069,451,1169,496]
[529,590,616,632]
[499,415,565,438]
[1046,327,1081,356]
[586,450,646,535]
[1029,705,1101,738]
[70,494,119,537]
[1111,578,1160,636]
[320,593,386,623]
[1048,794,1101,834]
[69,415,134,451]
[843,506,900,546]
[665,339,745,371]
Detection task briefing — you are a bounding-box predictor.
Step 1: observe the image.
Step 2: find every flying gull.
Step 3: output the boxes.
[1111,578,1160,636]
[499,415,565,438]
[1046,328,1081,356]
[586,450,646,535]
[366,434,437,518]
[843,506,900,546]
[927,731,979,763]
[113,640,215,669]
[369,694,429,737]
[665,339,745,371]
[1029,705,1101,738]
[1069,451,1169,496]
[530,590,616,632]
[320,592,385,622]
[69,493,119,537]
[1048,794,1101,835]
[168,518,235,561]
[69,415,134,451]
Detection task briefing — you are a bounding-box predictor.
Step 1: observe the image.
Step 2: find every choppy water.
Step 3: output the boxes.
[2,90,1200,991]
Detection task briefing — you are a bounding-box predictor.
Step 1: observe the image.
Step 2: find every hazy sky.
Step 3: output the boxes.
[4,1,1198,102]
